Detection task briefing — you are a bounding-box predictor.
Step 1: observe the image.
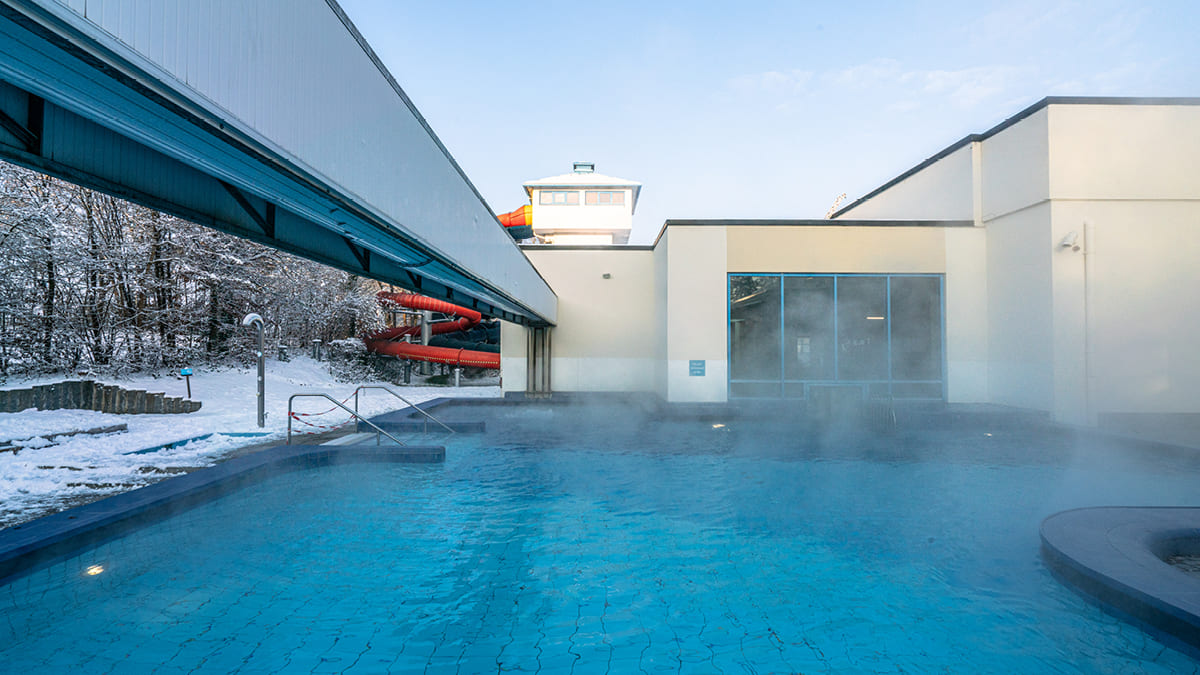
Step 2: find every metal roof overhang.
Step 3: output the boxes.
[0,1,556,326]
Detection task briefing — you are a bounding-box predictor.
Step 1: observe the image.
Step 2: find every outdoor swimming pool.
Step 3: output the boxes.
[1,402,1198,673]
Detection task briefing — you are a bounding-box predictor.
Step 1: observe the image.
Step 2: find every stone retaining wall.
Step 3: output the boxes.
[0,381,201,414]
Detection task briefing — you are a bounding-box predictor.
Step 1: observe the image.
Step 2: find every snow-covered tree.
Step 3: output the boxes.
[0,161,383,378]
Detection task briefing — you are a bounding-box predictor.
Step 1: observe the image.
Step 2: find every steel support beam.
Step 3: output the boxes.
[0,1,556,326]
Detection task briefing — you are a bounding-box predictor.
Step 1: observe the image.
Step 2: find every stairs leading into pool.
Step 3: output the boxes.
[356,408,485,434]
[320,432,444,463]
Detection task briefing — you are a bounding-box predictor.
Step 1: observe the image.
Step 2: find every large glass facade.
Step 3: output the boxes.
[729,274,944,399]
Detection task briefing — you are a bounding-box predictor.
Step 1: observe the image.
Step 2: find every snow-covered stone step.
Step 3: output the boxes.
[0,423,128,454]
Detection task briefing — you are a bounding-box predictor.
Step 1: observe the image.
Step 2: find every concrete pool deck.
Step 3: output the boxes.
[1041,507,1200,655]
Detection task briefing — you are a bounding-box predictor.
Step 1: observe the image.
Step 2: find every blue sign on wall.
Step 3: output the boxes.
[689,360,705,376]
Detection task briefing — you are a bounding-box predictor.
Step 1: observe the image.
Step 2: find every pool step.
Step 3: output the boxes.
[356,419,485,433]
[321,432,444,462]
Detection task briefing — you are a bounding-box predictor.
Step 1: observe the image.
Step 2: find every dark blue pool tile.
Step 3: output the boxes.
[536,652,579,672]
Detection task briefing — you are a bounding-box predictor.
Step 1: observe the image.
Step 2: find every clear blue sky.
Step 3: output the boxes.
[337,0,1198,243]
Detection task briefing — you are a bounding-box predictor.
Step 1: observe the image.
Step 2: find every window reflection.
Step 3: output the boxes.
[784,277,834,380]
[729,276,781,384]
[729,274,943,399]
[836,276,888,381]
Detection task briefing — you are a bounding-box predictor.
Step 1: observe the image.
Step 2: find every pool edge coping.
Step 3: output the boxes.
[0,443,443,586]
[1040,506,1200,656]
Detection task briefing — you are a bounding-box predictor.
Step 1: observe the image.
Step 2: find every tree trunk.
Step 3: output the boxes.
[42,228,54,365]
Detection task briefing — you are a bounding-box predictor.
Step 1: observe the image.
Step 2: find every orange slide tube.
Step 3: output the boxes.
[496,204,531,228]
[363,292,500,369]
[497,204,533,239]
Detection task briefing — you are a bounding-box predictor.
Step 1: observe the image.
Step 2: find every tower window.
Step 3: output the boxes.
[584,191,626,205]
[539,191,580,205]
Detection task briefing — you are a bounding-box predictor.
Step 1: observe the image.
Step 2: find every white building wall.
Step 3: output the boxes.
[1046,104,1200,423]
[981,107,1050,221]
[1052,202,1200,416]
[1048,105,1200,200]
[654,230,670,399]
[836,144,975,221]
[499,320,526,394]
[984,203,1054,411]
[506,101,1200,425]
[530,188,635,232]
[976,106,1055,413]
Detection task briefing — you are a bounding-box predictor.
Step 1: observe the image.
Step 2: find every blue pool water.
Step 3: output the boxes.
[2,404,1199,673]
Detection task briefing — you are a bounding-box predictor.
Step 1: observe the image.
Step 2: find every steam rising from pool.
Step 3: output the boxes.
[2,400,1197,672]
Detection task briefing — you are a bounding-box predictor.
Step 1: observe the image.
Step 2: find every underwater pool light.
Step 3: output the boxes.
[712,424,725,429]
[84,565,104,576]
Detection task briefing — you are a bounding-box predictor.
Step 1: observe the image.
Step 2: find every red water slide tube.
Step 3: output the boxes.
[363,292,500,369]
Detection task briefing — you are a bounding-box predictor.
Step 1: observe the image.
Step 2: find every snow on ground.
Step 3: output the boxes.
[0,355,499,528]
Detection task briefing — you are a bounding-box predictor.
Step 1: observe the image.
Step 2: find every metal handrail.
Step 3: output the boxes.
[353,385,456,435]
[287,393,406,446]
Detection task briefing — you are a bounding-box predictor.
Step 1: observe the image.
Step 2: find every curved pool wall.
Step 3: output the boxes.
[0,443,444,586]
[1041,507,1200,656]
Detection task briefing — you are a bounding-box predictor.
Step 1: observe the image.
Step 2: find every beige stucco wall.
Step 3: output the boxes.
[944,227,989,402]
[727,225,947,273]
[662,226,728,402]
[500,248,657,393]
[835,144,975,221]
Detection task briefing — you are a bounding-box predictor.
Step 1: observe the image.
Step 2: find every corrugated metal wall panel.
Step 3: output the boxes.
[27,0,555,322]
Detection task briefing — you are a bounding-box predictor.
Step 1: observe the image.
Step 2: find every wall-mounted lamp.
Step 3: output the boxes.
[1060,231,1081,252]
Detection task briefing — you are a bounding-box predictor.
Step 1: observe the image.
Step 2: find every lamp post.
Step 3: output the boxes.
[241,313,265,428]
[420,310,432,376]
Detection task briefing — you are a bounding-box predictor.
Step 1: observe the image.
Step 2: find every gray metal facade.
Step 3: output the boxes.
[0,0,556,325]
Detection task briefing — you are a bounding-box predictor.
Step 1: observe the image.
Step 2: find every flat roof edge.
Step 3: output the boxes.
[520,245,654,251]
[832,96,1200,219]
[650,219,973,247]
